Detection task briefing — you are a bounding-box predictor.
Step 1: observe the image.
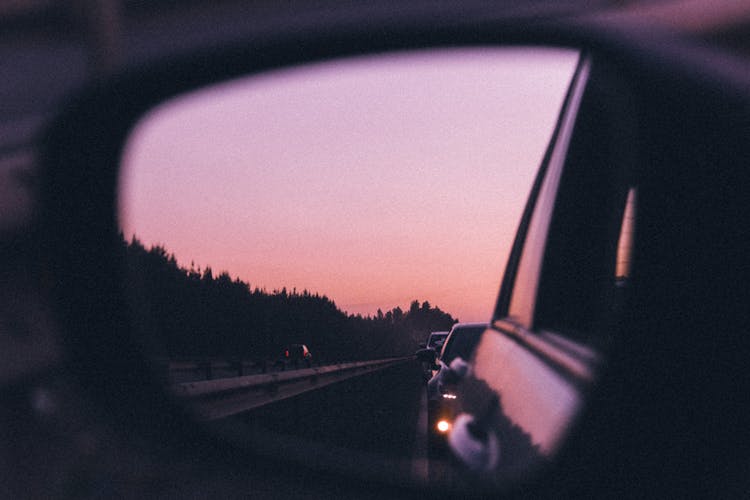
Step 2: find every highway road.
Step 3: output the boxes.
[239,361,424,458]
[167,356,463,484]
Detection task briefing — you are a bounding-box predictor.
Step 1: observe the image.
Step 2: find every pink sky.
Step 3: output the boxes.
[120,47,577,322]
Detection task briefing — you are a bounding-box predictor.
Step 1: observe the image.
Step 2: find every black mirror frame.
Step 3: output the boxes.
[36,9,750,497]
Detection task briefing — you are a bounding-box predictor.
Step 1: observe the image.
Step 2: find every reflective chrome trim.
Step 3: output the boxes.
[506,56,592,326]
[492,319,598,386]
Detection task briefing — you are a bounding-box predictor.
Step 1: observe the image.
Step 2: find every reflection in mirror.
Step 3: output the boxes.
[119,47,578,487]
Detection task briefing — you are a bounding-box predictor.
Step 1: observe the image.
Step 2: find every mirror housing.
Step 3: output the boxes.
[35,4,750,497]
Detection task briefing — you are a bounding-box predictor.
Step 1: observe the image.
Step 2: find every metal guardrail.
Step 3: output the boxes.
[165,359,269,383]
[162,357,370,383]
[172,356,415,420]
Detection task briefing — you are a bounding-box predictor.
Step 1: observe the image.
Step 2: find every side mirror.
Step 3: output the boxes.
[415,348,437,364]
[442,357,470,384]
[418,343,426,349]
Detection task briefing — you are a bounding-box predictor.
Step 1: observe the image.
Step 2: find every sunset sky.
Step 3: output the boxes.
[120,47,578,322]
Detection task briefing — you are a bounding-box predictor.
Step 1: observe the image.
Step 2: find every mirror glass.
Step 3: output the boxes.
[119,47,578,487]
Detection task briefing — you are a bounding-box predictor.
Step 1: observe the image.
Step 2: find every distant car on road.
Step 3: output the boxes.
[426,331,449,351]
[277,344,313,370]
[418,331,449,379]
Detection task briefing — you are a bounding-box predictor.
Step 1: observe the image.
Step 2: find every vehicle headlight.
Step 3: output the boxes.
[436,420,452,433]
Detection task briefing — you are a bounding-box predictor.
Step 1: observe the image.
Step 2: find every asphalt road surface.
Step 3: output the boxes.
[239,360,424,458]
[209,359,465,488]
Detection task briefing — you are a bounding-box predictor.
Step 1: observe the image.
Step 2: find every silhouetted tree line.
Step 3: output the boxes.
[123,235,457,361]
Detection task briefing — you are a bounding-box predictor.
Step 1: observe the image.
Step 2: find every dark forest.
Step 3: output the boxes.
[123,235,457,362]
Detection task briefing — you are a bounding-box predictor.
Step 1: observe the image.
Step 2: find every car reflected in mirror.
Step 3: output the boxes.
[424,323,486,453]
